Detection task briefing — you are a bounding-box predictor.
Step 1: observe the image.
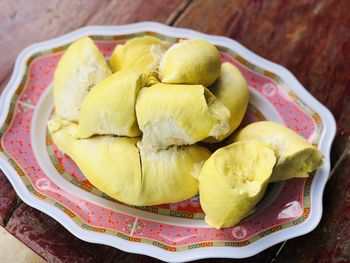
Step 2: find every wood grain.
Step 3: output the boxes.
[175,0,350,162]
[175,1,350,259]
[0,1,279,261]
[5,203,280,263]
[0,0,349,261]
[0,0,188,91]
[274,147,350,262]
[0,170,18,226]
[5,203,128,263]
[0,0,188,215]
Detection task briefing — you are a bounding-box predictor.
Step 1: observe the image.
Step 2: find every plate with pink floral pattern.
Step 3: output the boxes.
[0,22,336,262]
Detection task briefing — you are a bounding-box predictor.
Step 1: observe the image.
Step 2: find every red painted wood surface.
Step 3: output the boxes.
[275,147,350,262]
[0,0,349,262]
[0,170,18,226]
[5,203,280,262]
[175,0,350,163]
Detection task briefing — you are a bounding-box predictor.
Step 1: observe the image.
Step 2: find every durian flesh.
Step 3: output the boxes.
[231,121,324,182]
[78,69,145,138]
[110,36,170,76]
[205,62,249,142]
[137,141,211,205]
[159,39,221,87]
[52,36,324,227]
[48,117,211,206]
[54,37,111,122]
[199,141,276,229]
[136,83,230,148]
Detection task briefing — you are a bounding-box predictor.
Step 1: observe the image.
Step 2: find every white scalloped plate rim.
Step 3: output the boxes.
[0,22,336,262]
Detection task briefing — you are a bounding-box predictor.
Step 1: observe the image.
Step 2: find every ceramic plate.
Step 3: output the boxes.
[0,22,336,262]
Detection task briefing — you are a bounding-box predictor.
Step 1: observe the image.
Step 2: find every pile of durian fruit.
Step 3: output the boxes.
[48,36,323,229]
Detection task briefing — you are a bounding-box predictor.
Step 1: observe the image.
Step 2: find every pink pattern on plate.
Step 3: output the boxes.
[221,53,316,140]
[0,39,318,249]
[20,53,61,107]
[2,103,135,233]
[50,100,267,216]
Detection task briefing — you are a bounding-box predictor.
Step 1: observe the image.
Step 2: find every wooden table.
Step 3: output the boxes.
[0,0,349,262]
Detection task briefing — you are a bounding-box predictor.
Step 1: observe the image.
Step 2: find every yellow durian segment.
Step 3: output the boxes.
[48,117,143,205]
[159,38,221,87]
[54,37,111,122]
[137,141,211,205]
[199,141,276,229]
[110,36,170,75]
[231,121,324,182]
[78,69,145,138]
[205,62,249,142]
[136,83,230,148]
[48,118,211,206]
